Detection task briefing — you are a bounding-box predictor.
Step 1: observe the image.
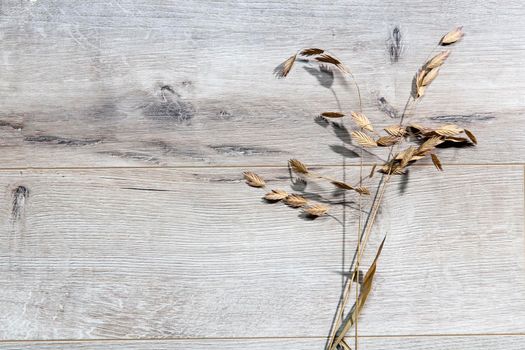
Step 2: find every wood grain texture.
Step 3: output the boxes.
[0,0,523,167]
[2,336,525,349]
[0,166,522,340]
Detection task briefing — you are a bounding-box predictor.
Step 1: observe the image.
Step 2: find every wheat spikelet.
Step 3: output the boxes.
[275,54,297,78]
[399,146,417,168]
[384,125,406,137]
[332,180,354,190]
[264,189,289,201]
[351,130,377,147]
[435,124,463,136]
[284,194,308,208]
[351,111,373,132]
[417,136,444,155]
[440,26,464,45]
[243,171,266,187]
[430,154,443,171]
[289,159,309,174]
[355,186,370,195]
[304,204,329,217]
[300,48,324,56]
[377,135,401,147]
[421,67,440,86]
[464,129,478,144]
[314,53,348,73]
[321,112,345,118]
[425,50,451,69]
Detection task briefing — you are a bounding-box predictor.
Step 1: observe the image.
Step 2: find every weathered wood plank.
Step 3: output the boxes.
[2,336,525,349]
[0,0,523,167]
[0,166,523,339]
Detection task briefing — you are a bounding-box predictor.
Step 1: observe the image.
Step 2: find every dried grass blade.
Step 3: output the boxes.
[332,236,386,349]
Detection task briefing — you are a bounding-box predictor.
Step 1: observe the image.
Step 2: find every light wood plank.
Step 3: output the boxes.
[0,166,523,339]
[2,336,525,349]
[0,0,523,167]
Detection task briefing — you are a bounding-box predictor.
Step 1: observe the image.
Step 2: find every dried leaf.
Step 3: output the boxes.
[243,171,266,188]
[377,135,401,147]
[321,112,345,118]
[333,236,386,348]
[430,153,443,171]
[351,130,377,148]
[464,129,478,144]
[384,125,406,137]
[351,111,373,132]
[355,186,370,195]
[289,159,309,174]
[426,50,451,69]
[332,180,354,190]
[435,124,463,136]
[440,26,464,45]
[283,194,308,208]
[300,48,324,56]
[275,54,297,78]
[264,189,288,201]
[304,204,329,217]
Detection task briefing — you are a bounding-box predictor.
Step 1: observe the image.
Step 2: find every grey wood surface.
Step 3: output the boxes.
[1,0,524,349]
[0,0,523,167]
[0,166,523,341]
[2,336,525,350]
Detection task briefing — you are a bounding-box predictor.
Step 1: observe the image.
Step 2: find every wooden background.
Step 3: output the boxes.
[1,0,524,348]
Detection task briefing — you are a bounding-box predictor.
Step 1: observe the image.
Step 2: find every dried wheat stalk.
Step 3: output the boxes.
[242,26,476,350]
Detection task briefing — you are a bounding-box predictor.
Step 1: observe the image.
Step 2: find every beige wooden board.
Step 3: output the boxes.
[0,166,523,340]
[2,336,525,349]
[0,0,523,167]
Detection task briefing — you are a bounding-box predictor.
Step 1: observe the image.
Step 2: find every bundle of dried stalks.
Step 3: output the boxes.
[242,26,475,350]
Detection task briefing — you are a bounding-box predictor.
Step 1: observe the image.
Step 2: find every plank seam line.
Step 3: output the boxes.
[1,333,525,344]
[0,163,521,171]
